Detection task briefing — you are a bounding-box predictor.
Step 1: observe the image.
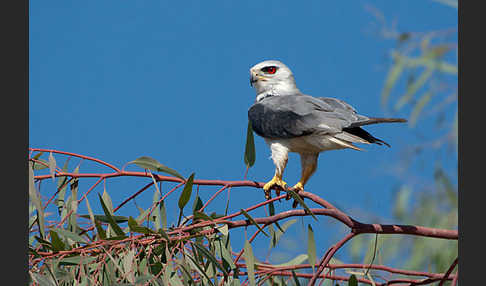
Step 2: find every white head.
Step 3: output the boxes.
[249,60,301,101]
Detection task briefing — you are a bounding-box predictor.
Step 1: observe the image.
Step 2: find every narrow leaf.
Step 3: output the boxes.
[348,274,358,286]
[291,270,301,286]
[381,53,405,107]
[193,211,214,222]
[48,152,57,181]
[193,242,229,276]
[49,230,66,252]
[98,194,126,237]
[178,173,195,210]
[308,225,317,272]
[29,162,45,238]
[409,91,435,127]
[270,219,297,249]
[128,216,155,234]
[243,239,256,286]
[244,121,256,168]
[240,209,269,237]
[51,228,88,244]
[186,254,216,286]
[59,256,97,266]
[259,254,308,268]
[286,189,318,221]
[79,215,129,223]
[394,67,434,111]
[127,156,185,180]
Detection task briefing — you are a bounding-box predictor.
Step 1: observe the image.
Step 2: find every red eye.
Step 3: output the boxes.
[262,66,277,74]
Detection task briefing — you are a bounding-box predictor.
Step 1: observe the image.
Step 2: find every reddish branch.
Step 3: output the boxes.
[28,149,458,286]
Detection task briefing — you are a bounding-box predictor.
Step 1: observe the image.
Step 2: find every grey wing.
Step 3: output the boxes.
[248,95,369,139]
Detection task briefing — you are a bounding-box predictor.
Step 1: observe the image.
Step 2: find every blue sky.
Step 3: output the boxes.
[30,0,457,266]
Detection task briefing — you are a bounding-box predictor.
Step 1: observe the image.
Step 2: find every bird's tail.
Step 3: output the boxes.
[348,117,407,128]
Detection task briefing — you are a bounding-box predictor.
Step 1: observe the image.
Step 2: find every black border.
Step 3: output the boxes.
[458,0,481,285]
[2,0,28,282]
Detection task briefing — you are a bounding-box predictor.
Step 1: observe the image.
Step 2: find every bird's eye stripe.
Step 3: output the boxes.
[261,66,278,74]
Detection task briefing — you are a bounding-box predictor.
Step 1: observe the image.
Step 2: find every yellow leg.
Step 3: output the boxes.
[290,154,318,207]
[291,161,317,192]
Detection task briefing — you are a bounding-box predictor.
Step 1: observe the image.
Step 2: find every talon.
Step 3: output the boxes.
[262,175,288,200]
[291,182,305,193]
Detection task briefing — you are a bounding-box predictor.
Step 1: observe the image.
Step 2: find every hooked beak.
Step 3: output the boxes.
[250,70,257,87]
[250,69,264,87]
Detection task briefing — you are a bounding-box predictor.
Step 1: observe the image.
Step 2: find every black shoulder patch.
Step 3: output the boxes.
[248,103,314,139]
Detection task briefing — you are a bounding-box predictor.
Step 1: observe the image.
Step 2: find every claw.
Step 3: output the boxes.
[262,175,288,200]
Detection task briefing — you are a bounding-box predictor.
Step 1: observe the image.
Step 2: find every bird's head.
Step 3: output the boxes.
[250,60,300,101]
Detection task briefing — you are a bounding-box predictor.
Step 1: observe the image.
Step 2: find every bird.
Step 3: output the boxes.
[247,60,407,205]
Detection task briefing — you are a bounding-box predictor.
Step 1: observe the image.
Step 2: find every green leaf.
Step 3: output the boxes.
[409,91,435,127]
[243,239,256,286]
[186,254,216,286]
[193,211,214,222]
[30,272,56,286]
[348,274,358,286]
[51,228,88,244]
[32,152,49,170]
[268,201,284,232]
[128,216,155,234]
[48,152,57,181]
[98,194,126,237]
[157,228,170,241]
[178,173,195,210]
[29,162,45,239]
[152,189,162,231]
[193,242,229,276]
[381,53,405,107]
[286,189,318,221]
[307,225,317,272]
[127,156,185,180]
[260,254,308,268]
[32,158,49,170]
[94,219,107,240]
[59,256,97,266]
[240,209,269,237]
[216,224,229,236]
[270,219,296,249]
[79,215,129,223]
[49,230,66,252]
[394,68,434,111]
[291,270,301,286]
[215,236,236,270]
[244,121,256,168]
[192,195,204,214]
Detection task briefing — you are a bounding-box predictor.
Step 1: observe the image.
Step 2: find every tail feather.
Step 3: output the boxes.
[341,127,391,147]
[348,117,407,128]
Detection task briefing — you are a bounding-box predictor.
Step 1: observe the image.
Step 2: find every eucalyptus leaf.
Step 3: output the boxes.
[348,274,358,286]
[98,194,126,237]
[193,242,229,276]
[307,225,317,272]
[244,121,256,168]
[243,239,256,286]
[127,156,185,180]
[29,162,45,238]
[286,189,318,221]
[240,209,269,237]
[178,173,195,210]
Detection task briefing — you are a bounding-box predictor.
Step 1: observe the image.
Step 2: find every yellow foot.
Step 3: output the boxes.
[291,182,305,193]
[289,182,305,208]
[262,176,288,199]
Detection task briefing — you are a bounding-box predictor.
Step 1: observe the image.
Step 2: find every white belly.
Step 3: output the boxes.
[265,134,345,154]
